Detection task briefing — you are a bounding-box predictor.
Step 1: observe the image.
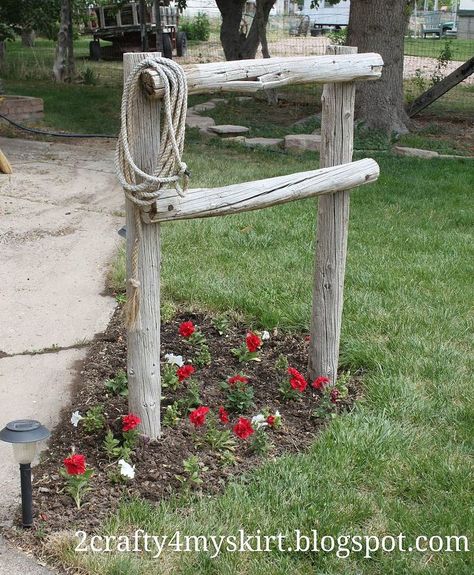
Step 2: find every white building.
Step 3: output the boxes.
[458,0,474,39]
[181,0,296,19]
[180,0,220,19]
[302,0,350,26]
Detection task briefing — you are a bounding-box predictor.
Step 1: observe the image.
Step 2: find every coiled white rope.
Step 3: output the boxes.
[115,57,189,328]
[116,57,189,203]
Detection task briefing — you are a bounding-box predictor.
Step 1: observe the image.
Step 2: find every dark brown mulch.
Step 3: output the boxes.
[6,307,361,543]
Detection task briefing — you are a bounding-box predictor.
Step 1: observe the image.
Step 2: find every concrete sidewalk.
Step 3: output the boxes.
[0,136,123,572]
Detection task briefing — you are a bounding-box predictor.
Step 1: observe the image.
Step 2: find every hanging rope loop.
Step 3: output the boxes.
[115,57,188,329]
[116,57,189,204]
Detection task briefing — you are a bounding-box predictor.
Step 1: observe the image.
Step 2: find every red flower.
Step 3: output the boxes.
[177,364,195,382]
[267,415,276,427]
[246,332,261,353]
[63,453,86,475]
[288,367,308,392]
[179,321,195,338]
[233,417,254,439]
[330,388,340,403]
[122,413,141,432]
[218,406,229,424]
[228,374,249,385]
[189,406,209,427]
[312,376,330,390]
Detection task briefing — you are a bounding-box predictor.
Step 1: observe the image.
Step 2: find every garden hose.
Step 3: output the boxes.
[0,112,117,139]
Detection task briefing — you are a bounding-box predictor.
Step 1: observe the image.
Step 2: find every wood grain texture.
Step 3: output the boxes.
[150,159,379,222]
[141,53,384,97]
[124,53,162,440]
[309,45,358,384]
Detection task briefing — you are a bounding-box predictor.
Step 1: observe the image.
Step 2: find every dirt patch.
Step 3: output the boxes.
[411,116,474,155]
[3,307,361,551]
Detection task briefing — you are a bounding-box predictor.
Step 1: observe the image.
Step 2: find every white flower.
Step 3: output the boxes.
[118,459,135,479]
[70,411,83,427]
[164,353,184,367]
[261,330,270,341]
[251,413,268,430]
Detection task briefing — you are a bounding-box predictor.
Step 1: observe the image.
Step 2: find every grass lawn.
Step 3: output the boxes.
[404,37,473,61]
[45,143,473,573]
[2,74,472,574]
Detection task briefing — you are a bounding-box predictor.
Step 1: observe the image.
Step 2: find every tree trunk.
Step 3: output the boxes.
[21,29,36,48]
[53,0,75,82]
[347,0,412,134]
[216,0,246,60]
[0,41,5,68]
[216,0,275,60]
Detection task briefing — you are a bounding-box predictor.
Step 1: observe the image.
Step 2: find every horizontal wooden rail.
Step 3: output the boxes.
[142,53,384,97]
[147,158,379,222]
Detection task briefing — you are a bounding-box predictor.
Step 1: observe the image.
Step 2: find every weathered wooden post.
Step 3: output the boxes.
[123,53,162,440]
[309,45,358,384]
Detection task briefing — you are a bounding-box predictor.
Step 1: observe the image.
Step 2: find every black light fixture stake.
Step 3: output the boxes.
[0,419,50,528]
[19,463,33,527]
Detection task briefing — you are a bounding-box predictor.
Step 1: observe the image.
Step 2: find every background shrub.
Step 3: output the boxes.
[180,12,210,41]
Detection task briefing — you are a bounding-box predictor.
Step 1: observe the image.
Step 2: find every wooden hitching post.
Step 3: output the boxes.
[309,45,358,384]
[123,53,162,440]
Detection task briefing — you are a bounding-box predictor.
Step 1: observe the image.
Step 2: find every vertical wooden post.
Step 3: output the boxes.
[123,53,162,440]
[308,45,357,384]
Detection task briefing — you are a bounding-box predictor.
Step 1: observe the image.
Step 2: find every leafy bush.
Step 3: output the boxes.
[327,28,347,46]
[180,12,210,41]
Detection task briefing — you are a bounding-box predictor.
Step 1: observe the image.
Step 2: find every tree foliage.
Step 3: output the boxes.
[0,0,61,35]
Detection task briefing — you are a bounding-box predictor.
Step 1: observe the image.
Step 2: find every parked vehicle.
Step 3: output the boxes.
[89,1,187,60]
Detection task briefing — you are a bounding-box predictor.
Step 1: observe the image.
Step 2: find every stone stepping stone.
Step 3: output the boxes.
[192,102,216,112]
[284,134,322,152]
[393,146,439,159]
[244,137,283,148]
[186,113,215,130]
[209,125,250,136]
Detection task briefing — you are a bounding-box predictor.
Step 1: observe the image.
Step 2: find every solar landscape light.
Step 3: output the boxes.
[0,419,50,527]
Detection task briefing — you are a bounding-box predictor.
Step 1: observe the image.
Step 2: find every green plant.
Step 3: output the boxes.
[175,455,208,488]
[202,413,237,454]
[231,333,262,363]
[161,300,176,323]
[0,23,15,43]
[179,379,202,412]
[212,315,230,335]
[61,454,93,510]
[105,370,128,397]
[249,427,271,456]
[327,28,347,46]
[103,429,121,460]
[275,354,289,371]
[82,405,106,433]
[432,38,453,85]
[179,12,210,41]
[221,376,254,413]
[163,402,181,428]
[188,329,207,347]
[162,363,180,390]
[115,293,126,304]
[193,344,212,368]
[82,66,98,86]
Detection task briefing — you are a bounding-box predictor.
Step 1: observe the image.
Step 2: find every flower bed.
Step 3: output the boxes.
[7,307,361,544]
